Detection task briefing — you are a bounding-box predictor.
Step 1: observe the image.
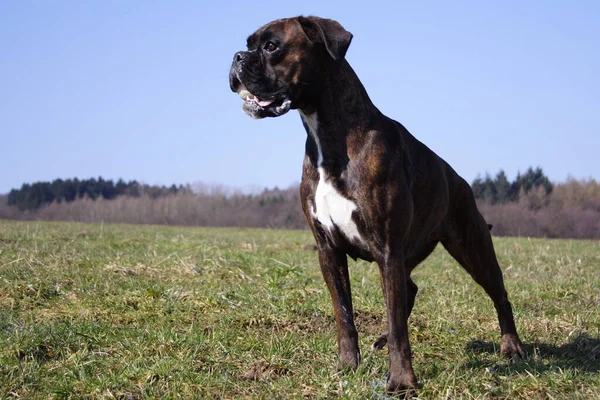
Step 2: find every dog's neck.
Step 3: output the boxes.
[301,60,377,131]
[300,60,378,172]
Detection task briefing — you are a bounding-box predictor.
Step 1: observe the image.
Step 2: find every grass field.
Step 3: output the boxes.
[0,220,598,399]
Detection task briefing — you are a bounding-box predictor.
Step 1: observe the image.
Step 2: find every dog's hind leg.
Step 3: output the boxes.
[372,278,417,351]
[441,203,525,360]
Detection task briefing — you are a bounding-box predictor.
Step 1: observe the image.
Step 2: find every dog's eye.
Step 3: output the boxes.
[264,41,278,52]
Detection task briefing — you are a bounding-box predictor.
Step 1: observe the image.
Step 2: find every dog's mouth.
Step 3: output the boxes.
[236,87,292,119]
[239,89,276,107]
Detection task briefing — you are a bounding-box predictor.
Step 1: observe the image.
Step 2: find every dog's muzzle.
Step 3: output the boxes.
[229,51,292,119]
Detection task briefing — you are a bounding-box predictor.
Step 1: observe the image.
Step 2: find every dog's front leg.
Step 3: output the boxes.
[379,249,418,394]
[317,245,360,371]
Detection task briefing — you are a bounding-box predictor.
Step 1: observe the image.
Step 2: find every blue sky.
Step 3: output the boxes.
[1,1,599,194]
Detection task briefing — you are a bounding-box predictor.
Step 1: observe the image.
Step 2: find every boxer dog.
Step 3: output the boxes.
[229,16,525,394]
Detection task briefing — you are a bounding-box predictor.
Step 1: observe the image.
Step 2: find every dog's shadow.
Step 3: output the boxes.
[464,332,600,374]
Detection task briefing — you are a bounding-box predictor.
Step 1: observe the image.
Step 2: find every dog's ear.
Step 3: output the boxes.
[298,16,353,61]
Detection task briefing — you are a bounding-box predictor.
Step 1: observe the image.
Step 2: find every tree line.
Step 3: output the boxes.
[471,166,553,206]
[1,168,599,238]
[6,167,556,212]
[7,177,190,211]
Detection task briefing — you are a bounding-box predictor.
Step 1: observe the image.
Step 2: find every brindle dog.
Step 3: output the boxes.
[229,16,525,394]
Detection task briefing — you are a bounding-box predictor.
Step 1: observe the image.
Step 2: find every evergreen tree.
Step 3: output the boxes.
[513,167,553,197]
[494,170,510,204]
[508,171,522,202]
[471,175,485,200]
[482,173,496,204]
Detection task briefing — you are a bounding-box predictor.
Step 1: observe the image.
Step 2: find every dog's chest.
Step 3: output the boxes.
[301,111,364,244]
[311,169,362,242]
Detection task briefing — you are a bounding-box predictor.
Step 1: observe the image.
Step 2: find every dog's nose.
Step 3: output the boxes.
[234,51,247,63]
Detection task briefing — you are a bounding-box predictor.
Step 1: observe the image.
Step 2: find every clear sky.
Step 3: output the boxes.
[1,1,599,194]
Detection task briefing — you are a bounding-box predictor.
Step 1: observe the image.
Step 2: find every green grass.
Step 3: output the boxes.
[0,220,598,399]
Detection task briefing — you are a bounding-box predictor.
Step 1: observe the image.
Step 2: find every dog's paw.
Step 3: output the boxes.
[500,333,525,361]
[337,349,361,371]
[386,373,419,397]
[372,333,388,351]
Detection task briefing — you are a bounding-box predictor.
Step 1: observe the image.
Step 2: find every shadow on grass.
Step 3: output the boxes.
[464,332,600,374]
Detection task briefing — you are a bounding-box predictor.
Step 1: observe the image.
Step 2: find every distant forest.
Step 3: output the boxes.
[471,167,553,206]
[1,167,599,239]
[6,178,190,211]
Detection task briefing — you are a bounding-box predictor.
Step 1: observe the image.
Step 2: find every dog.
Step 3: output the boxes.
[229,16,525,394]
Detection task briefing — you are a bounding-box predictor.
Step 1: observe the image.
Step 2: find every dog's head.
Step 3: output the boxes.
[229,16,352,119]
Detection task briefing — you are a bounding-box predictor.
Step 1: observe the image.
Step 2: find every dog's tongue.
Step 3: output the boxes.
[238,89,274,107]
[255,97,274,107]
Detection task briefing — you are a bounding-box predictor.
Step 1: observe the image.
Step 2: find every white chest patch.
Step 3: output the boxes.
[300,111,363,244]
[312,167,363,242]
